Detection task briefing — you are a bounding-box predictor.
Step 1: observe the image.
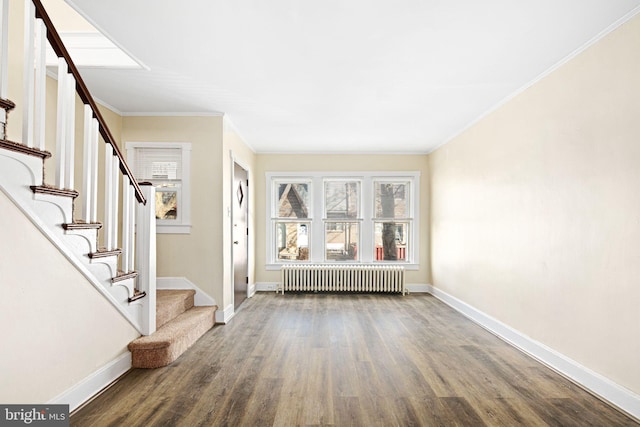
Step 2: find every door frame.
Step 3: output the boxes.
[229,151,252,314]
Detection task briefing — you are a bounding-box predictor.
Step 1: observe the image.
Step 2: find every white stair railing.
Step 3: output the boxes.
[0,0,157,335]
[22,0,34,147]
[0,0,8,99]
[33,18,45,151]
[0,0,8,140]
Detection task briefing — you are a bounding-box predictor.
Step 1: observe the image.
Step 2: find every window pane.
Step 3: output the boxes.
[325,181,359,219]
[325,222,359,261]
[155,189,178,220]
[374,182,409,219]
[133,147,182,180]
[276,183,310,218]
[276,222,310,261]
[374,222,408,261]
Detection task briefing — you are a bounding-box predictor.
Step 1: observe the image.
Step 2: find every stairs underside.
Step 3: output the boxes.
[129,289,217,368]
[0,141,146,330]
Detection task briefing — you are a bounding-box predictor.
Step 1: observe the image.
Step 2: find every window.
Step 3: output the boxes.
[273,181,311,261]
[374,181,410,261]
[126,142,192,234]
[324,180,361,261]
[266,172,419,268]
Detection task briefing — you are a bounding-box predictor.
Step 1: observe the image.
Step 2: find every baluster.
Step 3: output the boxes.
[128,190,136,274]
[111,154,119,249]
[0,0,9,139]
[81,105,92,220]
[55,59,67,189]
[122,176,131,272]
[22,0,34,147]
[104,144,113,250]
[90,119,98,223]
[122,175,137,273]
[64,73,76,190]
[0,0,8,100]
[34,19,46,151]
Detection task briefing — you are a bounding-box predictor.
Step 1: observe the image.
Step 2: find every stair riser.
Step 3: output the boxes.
[130,307,216,369]
[0,149,44,186]
[64,228,98,254]
[156,291,195,329]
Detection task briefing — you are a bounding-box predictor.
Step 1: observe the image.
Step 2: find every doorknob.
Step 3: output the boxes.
[233,241,239,245]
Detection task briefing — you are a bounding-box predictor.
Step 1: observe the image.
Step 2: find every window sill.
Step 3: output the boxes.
[266,262,419,271]
[157,224,192,234]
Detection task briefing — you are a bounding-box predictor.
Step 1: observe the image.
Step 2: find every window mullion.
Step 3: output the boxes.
[311,176,324,263]
[360,178,373,262]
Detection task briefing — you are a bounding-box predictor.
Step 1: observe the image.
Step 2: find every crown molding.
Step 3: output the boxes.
[121,111,224,117]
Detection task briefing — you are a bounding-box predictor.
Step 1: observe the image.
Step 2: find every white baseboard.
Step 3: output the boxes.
[428,286,640,421]
[156,277,217,307]
[49,352,131,412]
[406,283,430,293]
[248,282,257,298]
[256,282,279,292]
[256,282,430,294]
[217,303,235,324]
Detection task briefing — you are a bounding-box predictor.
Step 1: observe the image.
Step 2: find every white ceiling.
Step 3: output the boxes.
[64,0,640,154]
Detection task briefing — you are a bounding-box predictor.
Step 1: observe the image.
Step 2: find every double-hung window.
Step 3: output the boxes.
[267,172,419,269]
[324,180,361,261]
[373,180,411,261]
[126,142,192,234]
[273,180,311,261]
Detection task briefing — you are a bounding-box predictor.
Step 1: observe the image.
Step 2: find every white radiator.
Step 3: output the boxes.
[280,265,406,295]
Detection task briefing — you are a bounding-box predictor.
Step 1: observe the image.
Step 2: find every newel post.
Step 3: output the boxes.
[136,183,156,336]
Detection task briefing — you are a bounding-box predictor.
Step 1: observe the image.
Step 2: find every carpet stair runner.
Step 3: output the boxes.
[128,289,217,368]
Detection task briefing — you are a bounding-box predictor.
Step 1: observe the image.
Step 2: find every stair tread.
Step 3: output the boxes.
[156,289,196,329]
[63,221,102,230]
[113,270,138,282]
[89,248,122,259]
[0,98,16,110]
[31,184,79,198]
[0,139,51,159]
[129,306,216,351]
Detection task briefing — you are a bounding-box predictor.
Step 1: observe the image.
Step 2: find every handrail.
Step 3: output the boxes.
[31,0,146,204]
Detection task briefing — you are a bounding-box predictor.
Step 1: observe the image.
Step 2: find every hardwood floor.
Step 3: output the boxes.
[72,293,638,426]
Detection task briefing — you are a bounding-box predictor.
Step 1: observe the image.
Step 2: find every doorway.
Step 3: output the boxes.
[233,162,249,310]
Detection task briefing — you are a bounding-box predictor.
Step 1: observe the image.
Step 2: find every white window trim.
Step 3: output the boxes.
[126,141,192,234]
[266,171,419,270]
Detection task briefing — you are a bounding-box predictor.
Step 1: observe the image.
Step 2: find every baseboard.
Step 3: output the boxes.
[406,283,430,293]
[156,277,217,307]
[48,352,131,412]
[256,282,429,294]
[256,282,278,292]
[248,282,257,298]
[216,303,235,324]
[428,286,640,421]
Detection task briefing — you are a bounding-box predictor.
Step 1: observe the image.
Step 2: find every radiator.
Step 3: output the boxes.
[280,265,406,295]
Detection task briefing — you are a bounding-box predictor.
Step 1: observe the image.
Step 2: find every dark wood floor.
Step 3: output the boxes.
[72,293,638,426]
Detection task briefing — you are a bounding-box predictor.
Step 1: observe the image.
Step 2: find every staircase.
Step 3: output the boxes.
[129,290,217,368]
[0,0,216,372]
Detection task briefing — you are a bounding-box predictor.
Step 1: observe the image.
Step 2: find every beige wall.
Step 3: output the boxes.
[122,116,225,305]
[255,154,431,285]
[0,190,139,403]
[429,15,640,394]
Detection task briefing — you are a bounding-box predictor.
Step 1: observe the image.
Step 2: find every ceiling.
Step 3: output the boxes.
[62,0,640,154]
